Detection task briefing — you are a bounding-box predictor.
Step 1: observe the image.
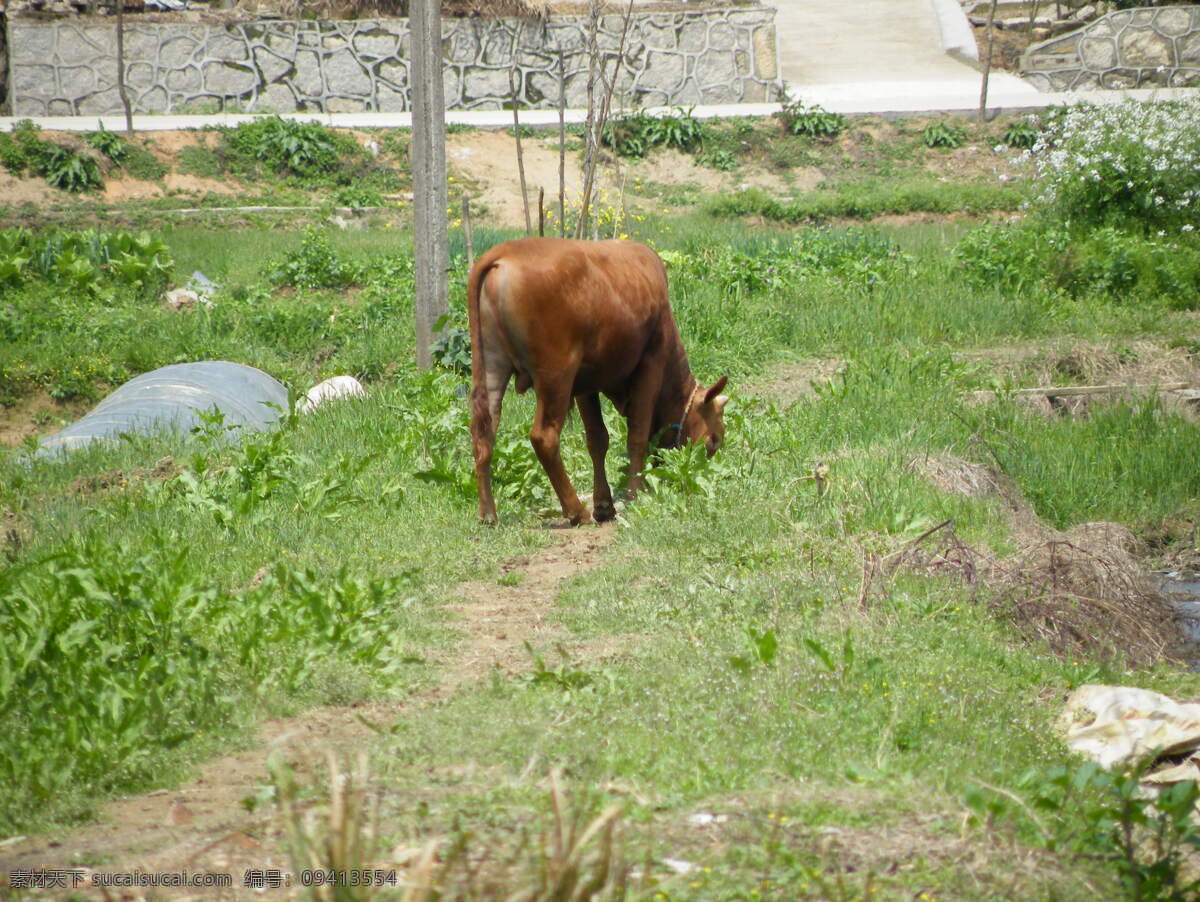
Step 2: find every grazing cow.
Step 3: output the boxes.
[467,237,729,526]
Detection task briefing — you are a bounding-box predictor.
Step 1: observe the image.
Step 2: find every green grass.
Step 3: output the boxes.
[2,211,1200,896]
[704,181,1024,223]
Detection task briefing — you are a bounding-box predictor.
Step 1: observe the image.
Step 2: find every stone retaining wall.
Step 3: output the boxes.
[7,8,780,116]
[1020,5,1200,90]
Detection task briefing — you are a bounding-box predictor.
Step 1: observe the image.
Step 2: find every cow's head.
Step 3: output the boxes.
[684,376,729,456]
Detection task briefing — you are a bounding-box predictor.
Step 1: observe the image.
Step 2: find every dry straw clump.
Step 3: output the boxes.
[890,454,1188,669]
[274,756,629,901]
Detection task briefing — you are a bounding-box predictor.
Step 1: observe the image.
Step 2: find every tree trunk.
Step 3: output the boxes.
[116,0,134,135]
[978,0,999,122]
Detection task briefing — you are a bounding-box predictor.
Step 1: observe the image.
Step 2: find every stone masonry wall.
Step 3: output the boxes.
[7,8,780,116]
[1020,5,1200,90]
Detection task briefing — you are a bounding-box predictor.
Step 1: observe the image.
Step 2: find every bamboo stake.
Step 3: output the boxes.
[558,53,567,238]
[510,65,533,236]
[462,193,475,271]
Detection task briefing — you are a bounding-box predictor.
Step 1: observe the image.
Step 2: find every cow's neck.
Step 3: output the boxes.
[657,337,698,433]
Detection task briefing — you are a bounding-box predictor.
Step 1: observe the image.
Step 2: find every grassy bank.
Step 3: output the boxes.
[2,214,1199,895]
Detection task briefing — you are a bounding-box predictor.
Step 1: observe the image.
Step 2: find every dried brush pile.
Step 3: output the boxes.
[887,455,1189,669]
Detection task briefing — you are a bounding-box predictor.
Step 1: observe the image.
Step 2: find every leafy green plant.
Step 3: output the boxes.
[973,763,1200,900]
[779,100,846,139]
[728,627,779,674]
[1003,118,1040,149]
[267,227,362,289]
[430,316,471,375]
[603,107,704,158]
[0,227,172,295]
[84,124,129,165]
[224,116,345,180]
[38,144,102,192]
[923,121,966,149]
[602,109,655,158]
[648,107,704,152]
[334,182,385,210]
[954,220,1065,291]
[699,148,738,171]
[522,642,599,693]
[0,120,47,176]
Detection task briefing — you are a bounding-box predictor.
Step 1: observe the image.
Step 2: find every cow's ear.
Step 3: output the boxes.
[704,376,728,404]
[714,394,729,412]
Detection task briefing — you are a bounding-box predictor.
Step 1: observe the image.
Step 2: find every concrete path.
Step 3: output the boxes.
[774,0,1045,113]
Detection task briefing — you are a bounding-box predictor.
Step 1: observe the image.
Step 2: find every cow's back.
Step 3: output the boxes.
[473,238,673,394]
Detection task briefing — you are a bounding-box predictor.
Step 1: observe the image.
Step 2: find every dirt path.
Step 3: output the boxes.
[0,523,618,894]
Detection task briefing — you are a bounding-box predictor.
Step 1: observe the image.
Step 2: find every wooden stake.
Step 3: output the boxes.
[462,193,475,271]
[411,0,449,369]
[558,53,567,238]
[538,187,545,237]
[510,66,533,236]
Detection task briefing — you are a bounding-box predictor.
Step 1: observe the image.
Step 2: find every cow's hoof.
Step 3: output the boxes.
[569,508,593,527]
[593,499,616,522]
[478,511,498,527]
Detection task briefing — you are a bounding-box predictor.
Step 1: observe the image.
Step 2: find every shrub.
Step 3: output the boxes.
[954,220,1065,291]
[40,146,103,192]
[0,122,103,192]
[955,219,1200,308]
[334,182,385,210]
[698,148,737,171]
[1062,226,1200,308]
[267,227,362,289]
[1027,97,1200,232]
[778,100,846,139]
[1003,117,1040,150]
[923,121,966,149]
[122,146,169,181]
[84,124,130,165]
[602,107,704,158]
[224,116,346,180]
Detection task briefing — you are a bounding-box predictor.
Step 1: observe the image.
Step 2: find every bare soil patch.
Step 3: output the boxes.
[0,391,90,449]
[0,523,620,891]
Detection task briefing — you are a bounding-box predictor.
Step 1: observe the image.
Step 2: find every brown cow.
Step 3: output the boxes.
[467,237,729,526]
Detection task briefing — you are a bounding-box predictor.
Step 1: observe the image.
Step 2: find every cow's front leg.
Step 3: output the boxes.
[576,393,615,522]
[530,384,590,526]
[623,358,665,499]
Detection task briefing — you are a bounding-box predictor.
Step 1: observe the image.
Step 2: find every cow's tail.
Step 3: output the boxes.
[467,255,499,439]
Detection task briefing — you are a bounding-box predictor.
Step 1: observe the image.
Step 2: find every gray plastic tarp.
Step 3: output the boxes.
[37,361,289,457]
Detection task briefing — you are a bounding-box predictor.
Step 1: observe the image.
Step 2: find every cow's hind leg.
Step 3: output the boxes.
[531,381,590,526]
[576,393,615,522]
[471,361,512,525]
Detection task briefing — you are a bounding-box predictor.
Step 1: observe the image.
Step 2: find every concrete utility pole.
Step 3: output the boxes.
[410,0,449,370]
